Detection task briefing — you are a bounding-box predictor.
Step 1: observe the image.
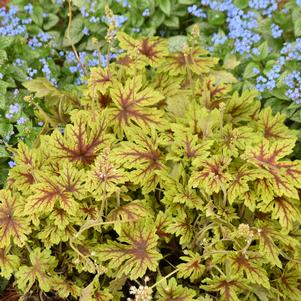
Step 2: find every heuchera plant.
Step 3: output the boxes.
[1,32,301,301]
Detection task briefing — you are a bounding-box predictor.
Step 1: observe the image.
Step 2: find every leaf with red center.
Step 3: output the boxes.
[155,211,171,242]
[221,125,257,158]
[50,276,81,299]
[52,110,108,165]
[0,190,29,248]
[166,209,194,246]
[256,107,296,143]
[258,196,301,231]
[198,78,231,110]
[107,200,149,223]
[228,252,270,289]
[117,32,168,66]
[109,76,164,136]
[8,142,42,193]
[227,164,264,205]
[180,104,221,140]
[116,127,165,193]
[255,223,297,267]
[97,219,162,279]
[88,67,113,98]
[0,248,20,279]
[201,277,246,301]
[86,149,127,199]
[225,90,260,124]
[161,47,218,76]
[25,163,84,215]
[162,176,204,210]
[37,222,74,248]
[156,278,197,300]
[243,140,301,200]
[177,251,205,282]
[277,265,301,300]
[167,125,213,163]
[190,155,232,195]
[15,248,58,293]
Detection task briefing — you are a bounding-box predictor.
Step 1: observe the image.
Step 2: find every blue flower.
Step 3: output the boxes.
[82,27,89,36]
[142,8,150,17]
[212,32,227,45]
[9,103,20,114]
[187,5,206,18]
[80,7,89,17]
[271,23,283,38]
[8,161,16,168]
[0,72,3,79]
[38,121,44,126]
[24,4,33,14]
[17,117,27,125]
[89,16,100,23]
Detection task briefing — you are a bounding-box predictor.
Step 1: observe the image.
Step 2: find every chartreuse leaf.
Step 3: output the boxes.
[51,276,81,299]
[166,208,194,246]
[23,77,77,107]
[276,263,301,301]
[97,219,162,279]
[156,277,196,300]
[0,190,29,248]
[167,123,213,162]
[87,67,114,98]
[107,200,149,223]
[256,107,297,144]
[255,223,298,268]
[116,127,165,193]
[201,276,247,301]
[25,162,85,216]
[227,164,264,205]
[161,47,218,76]
[259,196,301,231]
[162,177,204,210]
[221,125,257,157]
[225,90,260,124]
[117,32,168,67]
[190,155,232,195]
[177,251,205,282]
[243,140,301,200]
[8,142,43,192]
[86,149,127,200]
[15,248,57,293]
[109,76,164,136]
[228,252,270,289]
[51,110,108,165]
[0,248,20,279]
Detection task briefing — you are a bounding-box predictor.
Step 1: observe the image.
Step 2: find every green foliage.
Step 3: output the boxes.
[1,33,301,301]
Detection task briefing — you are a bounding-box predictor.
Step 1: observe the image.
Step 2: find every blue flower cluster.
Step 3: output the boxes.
[281,38,301,61]
[255,57,284,92]
[211,32,227,46]
[271,23,283,38]
[201,0,261,55]
[248,0,277,17]
[187,5,206,18]
[285,71,301,104]
[0,6,27,36]
[5,103,20,119]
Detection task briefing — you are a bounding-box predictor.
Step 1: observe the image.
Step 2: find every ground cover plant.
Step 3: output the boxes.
[1,0,301,188]
[1,32,301,301]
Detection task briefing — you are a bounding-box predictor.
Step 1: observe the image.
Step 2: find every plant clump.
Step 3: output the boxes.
[1,33,301,301]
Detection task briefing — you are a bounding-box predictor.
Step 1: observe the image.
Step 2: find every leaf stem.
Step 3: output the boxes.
[67,0,87,75]
[150,268,180,289]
